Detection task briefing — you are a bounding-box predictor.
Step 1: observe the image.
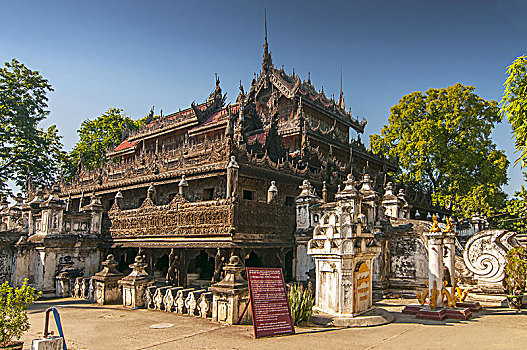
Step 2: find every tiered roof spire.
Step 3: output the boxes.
[262,9,273,71]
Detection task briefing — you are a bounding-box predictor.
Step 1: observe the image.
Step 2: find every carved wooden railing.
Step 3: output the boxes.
[108,199,233,238]
[63,138,230,193]
[108,198,295,241]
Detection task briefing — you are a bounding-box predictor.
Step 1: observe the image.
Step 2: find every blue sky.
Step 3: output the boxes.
[1,0,526,195]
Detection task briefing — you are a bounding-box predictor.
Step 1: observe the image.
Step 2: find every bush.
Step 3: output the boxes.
[503,247,527,295]
[0,279,40,347]
[287,283,314,326]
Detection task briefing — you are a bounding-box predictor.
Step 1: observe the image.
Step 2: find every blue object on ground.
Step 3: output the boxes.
[50,307,67,350]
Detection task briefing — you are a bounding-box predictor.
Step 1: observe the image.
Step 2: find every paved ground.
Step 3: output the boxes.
[21,297,527,350]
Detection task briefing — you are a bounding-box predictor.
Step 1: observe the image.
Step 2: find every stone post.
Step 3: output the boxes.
[119,254,155,308]
[55,257,81,297]
[83,194,104,235]
[24,188,44,236]
[397,189,411,219]
[226,156,239,200]
[267,181,278,203]
[209,255,250,325]
[0,197,8,211]
[424,215,444,309]
[114,190,123,210]
[443,217,457,292]
[359,173,379,227]
[178,175,188,199]
[147,183,155,203]
[92,254,125,304]
[78,191,85,212]
[39,186,66,235]
[295,180,322,282]
[382,182,398,218]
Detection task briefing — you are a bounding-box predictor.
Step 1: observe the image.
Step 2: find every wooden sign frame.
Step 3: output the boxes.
[246,267,295,339]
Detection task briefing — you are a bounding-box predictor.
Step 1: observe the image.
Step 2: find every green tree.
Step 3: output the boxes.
[0,59,63,196]
[501,54,527,167]
[66,108,142,179]
[370,83,509,217]
[489,187,527,233]
[0,279,40,347]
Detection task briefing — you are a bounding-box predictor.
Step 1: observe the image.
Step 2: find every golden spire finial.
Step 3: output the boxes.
[430,214,441,232]
[444,216,455,233]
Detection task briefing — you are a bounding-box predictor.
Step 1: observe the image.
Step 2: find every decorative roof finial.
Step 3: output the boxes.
[338,66,345,109]
[264,8,268,48]
[262,9,273,71]
[340,66,343,92]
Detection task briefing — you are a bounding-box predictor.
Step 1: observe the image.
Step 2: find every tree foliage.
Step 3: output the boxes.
[501,54,527,167]
[489,187,527,234]
[502,247,527,295]
[370,83,509,217]
[0,59,64,197]
[66,108,142,180]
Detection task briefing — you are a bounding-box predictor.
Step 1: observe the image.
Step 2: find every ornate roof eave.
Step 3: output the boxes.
[128,118,199,143]
[125,104,202,144]
[188,120,228,136]
[305,130,350,152]
[107,147,136,158]
[295,95,365,133]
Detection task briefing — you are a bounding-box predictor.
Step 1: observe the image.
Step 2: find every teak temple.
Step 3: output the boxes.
[7,28,499,308]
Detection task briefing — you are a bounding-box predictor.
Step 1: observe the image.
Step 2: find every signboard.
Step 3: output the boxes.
[246,267,295,339]
[354,261,371,314]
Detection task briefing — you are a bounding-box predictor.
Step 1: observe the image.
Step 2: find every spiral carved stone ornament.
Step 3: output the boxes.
[462,229,516,283]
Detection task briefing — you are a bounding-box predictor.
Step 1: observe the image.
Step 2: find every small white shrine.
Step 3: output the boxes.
[307,174,381,317]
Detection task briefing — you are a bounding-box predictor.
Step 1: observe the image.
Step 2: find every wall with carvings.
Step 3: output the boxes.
[387,234,428,289]
[0,243,14,284]
[13,244,100,293]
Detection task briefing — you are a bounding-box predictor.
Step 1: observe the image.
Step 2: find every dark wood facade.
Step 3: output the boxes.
[57,36,438,285]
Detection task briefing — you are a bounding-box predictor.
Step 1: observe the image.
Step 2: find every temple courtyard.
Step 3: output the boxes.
[22,297,527,350]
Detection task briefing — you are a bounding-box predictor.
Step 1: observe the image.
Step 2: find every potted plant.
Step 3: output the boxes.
[503,247,527,310]
[0,279,40,349]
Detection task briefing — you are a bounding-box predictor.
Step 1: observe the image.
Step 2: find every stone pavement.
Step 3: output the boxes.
[22,298,527,350]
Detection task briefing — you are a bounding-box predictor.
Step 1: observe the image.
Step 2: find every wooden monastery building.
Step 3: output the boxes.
[0,31,447,293]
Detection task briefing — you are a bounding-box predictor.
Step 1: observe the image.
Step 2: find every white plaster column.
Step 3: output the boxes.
[443,230,457,291]
[295,180,321,282]
[424,229,444,308]
[381,182,398,218]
